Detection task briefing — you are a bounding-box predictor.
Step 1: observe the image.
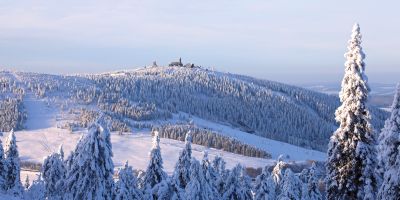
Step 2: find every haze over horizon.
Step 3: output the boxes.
[0,0,398,84]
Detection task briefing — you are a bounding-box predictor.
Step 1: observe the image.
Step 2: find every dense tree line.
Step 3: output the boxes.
[155,124,271,158]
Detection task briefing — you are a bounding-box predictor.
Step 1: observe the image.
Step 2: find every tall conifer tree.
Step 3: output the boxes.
[4,130,23,196]
[64,119,115,199]
[326,23,377,200]
[142,131,167,199]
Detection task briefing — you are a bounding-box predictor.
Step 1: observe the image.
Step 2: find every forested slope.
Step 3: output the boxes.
[1,67,388,151]
[88,66,388,151]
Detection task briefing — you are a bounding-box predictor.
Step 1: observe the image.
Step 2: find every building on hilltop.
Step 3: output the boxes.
[168,57,183,67]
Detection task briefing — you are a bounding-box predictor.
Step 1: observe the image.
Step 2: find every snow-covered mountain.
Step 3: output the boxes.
[0,66,388,154]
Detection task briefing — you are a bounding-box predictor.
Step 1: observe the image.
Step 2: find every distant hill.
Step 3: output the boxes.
[0,66,388,152]
[303,82,397,110]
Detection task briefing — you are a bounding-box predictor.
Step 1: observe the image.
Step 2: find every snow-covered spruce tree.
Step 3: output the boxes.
[185,158,204,200]
[185,158,218,200]
[172,131,192,190]
[212,155,227,195]
[114,161,142,200]
[24,175,30,189]
[42,150,66,199]
[24,175,46,200]
[326,23,378,200]
[272,160,285,185]
[4,130,23,196]
[240,167,253,200]
[64,119,115,200]
[254,166,276,200]
[152,178,177,200]
[201,151,220,199]
[136,170,145,190]
[0,138,6,191]
[222,164,251,200]
[58,144,64,161]
[64,150,75,172]
[272,160,286,196]
[377,84,400,199]
[142,131,167,198]
[301,163,322,200]
[277,168,302,200]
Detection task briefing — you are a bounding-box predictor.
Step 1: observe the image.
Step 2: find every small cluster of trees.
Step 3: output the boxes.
[0,98,26,132]
[0,77,24,96]
[98,98,172,121]
[65,108,132,133]
[0,120,322,200]
[0,76,26,132]
[0,130,24,197]
[155,124,271,158]
[64,108,155,133]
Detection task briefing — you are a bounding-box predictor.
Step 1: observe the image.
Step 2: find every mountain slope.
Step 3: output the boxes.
[0,66,388,152]
[89,66,388,151]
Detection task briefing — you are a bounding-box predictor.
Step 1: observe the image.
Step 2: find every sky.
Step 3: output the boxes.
[0,0,398,84]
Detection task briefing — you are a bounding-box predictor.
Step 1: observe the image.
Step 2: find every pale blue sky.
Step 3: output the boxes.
[0,0,398,84]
